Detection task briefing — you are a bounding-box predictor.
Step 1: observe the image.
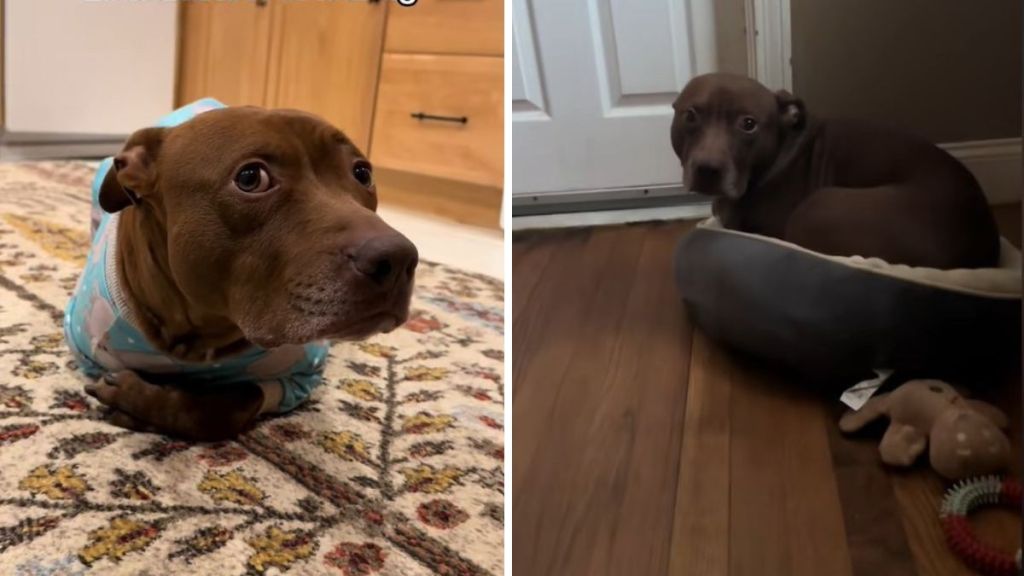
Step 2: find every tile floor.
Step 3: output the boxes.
[379,203,504,280]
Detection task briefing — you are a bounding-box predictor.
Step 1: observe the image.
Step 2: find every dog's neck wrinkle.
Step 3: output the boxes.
[735,118,822,236]
[116,206,249,362]
[751,117,820,191]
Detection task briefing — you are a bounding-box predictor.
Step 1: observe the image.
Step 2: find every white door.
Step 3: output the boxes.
[510,0,716,197]
[5,0,177,135]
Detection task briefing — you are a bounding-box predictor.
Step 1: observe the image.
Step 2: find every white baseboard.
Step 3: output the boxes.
[940,137,1022,205]
[0,132,124,161]
[510,203,713,231]
[0,141,121,161]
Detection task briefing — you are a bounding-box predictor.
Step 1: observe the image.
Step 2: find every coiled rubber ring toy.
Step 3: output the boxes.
[939,476,1021,576]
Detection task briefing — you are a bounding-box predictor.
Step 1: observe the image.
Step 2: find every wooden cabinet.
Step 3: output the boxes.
[370,0,503,223]
[177,0,384,151]
[176,0,502,227]
[372,54,502,187]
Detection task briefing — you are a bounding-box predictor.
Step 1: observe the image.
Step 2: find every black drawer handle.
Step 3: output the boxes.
[411,112,469,125]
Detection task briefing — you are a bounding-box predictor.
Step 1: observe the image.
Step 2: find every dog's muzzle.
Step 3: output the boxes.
[685,161,741,199]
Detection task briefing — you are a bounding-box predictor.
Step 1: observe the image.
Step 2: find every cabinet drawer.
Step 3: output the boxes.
[370,54,502,187]
[384,0,502,57]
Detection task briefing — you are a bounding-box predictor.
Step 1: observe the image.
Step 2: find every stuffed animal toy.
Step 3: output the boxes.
[839,379,1012,480]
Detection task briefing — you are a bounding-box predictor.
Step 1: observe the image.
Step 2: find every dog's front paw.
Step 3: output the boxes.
[85,371,148,408]
[84,371,263,441]
[105,409,159,433]
[85,371,164,433]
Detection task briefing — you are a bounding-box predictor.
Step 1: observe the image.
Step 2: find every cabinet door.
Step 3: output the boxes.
[177,0,273,107]
[265,1,387,152]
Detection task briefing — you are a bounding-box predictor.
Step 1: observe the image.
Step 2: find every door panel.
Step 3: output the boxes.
[265,1,386,152]
[177,0,273,108]
[592,0,693,111]
[511,0,713,195]
[510,0,547,117]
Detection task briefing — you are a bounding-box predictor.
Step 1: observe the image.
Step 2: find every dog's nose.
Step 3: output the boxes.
[693,162,722,184]
[349,234,419,287]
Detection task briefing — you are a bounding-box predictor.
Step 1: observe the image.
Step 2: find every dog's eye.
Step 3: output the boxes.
[234,162,272,193]
[739,116,758,133]
[353,161,374,188]
[684,107,699,124]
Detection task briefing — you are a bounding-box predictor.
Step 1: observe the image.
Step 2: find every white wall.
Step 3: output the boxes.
[4,0,177,136]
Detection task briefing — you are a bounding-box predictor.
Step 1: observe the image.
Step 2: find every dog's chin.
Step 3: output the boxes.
[323,310,408,342]
[244,306,410,349]
[685,184,743,199]
[683,174,746,200]
[720,186,745,200]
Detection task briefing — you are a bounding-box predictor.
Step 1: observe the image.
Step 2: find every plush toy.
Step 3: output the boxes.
[839,379,1012,480]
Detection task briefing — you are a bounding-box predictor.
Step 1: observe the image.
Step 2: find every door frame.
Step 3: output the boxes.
[745,0,792,91]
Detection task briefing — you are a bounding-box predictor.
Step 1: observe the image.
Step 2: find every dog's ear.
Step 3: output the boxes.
[775,90,805,130]
[99,127,166,213]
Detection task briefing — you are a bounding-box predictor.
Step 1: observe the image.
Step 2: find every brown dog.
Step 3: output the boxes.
[670,73,1000,269]
[74,107,417,440]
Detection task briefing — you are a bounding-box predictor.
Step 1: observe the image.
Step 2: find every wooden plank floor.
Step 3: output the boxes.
[512,205,1022,576]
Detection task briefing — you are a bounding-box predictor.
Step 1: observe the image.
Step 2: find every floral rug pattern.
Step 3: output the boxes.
[0,162,504,575]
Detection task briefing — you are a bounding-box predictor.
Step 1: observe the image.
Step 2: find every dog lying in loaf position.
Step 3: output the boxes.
[65,100,417,440]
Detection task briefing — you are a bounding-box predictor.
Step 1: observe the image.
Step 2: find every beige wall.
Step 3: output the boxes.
[790,0,1021,143]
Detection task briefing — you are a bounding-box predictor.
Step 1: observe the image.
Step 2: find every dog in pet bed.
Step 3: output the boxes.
[670,73,1000,269]
[65,99,417,440]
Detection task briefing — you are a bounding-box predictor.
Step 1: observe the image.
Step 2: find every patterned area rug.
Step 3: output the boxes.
[0,162,504,575]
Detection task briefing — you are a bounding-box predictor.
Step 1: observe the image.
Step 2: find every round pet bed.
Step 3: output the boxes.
[674,218,1022,385]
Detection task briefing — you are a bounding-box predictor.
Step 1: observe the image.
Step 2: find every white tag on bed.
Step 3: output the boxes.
[840,369,894,410]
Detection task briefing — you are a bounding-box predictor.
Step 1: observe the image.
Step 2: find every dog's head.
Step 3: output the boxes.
[98,107,417,348]
[670,73,805,199]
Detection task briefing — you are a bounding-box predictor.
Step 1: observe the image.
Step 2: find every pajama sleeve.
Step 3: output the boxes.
[268,344,330,414]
